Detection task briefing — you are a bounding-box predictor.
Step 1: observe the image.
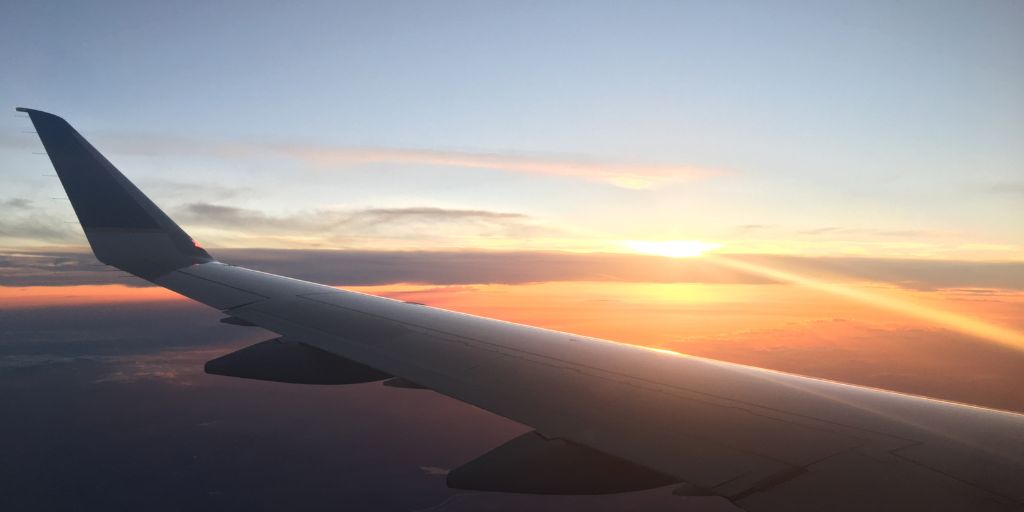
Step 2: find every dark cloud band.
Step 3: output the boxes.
[1,249,1022,291]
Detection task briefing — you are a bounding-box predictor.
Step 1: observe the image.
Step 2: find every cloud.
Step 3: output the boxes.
[795,226,938,237]
[5,133,718,189]
[181,203,527,229]
[729,218,977,240]
[987,182,1024,196]
[135,178,251,202]
[0,251,123,288]
[3,249,1023,292]
[0,197,82,244]
[0,249,763,288]
[357,207,527,221]
[173,202,553,246]
[3,198,31,209]
[275,145,718,189]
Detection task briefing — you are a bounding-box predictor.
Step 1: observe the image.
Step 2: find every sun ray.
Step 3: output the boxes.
[708,255,1024,353]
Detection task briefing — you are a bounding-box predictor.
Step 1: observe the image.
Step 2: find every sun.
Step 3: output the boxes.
[623,240,722,258]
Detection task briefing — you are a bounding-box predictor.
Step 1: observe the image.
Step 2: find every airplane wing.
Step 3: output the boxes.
[19,108,1024,511]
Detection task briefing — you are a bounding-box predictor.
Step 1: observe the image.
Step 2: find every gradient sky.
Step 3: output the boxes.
[1,3,1023,510]
[2,0,1022,257]
[3,0,1024,393]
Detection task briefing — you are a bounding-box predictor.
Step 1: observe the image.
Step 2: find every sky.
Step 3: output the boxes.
[2,0,1022,256]
[1,1,1023,511]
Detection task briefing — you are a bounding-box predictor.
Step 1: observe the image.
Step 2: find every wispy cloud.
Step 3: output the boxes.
[4,133,719,189]
[274,145,718,189]
[0,197,82,244]
[987,182,1024,196]
[181,203,528,230]
[173,202,554,247]
[736,224,770,231]
[795,226,940,237]
[733,223,948,239]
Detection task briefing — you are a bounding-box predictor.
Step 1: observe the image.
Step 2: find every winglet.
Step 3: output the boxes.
[18,108,213,279]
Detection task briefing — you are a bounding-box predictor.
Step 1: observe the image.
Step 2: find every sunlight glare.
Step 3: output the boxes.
[624,240,722,258]
[709,256,1024,353]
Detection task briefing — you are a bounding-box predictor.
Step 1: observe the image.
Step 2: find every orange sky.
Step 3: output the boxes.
[6,279,1020,338]
[358,279,1024,411]
[4,262,1023,412]
[0,284,179,309]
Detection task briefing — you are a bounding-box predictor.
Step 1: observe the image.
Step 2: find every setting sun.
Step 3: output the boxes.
[623,240,722,258]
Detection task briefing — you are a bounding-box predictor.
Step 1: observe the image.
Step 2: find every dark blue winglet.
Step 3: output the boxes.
[18,108,213,279]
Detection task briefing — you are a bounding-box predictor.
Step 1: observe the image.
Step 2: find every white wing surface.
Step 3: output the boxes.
[20,108,1024,511]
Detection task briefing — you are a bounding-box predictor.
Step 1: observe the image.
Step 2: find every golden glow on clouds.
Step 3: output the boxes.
[347,280,1021,344]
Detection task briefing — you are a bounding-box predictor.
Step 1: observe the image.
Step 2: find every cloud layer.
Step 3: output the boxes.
[0,198,81,244]
[3,248,1022,291]
[172,202,555,248]
[178,203,534,233]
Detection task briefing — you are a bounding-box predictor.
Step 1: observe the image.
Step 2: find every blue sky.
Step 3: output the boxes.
[2,0,1022,257]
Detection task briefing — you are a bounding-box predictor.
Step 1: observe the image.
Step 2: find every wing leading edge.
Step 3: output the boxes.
[21,109,1024,511]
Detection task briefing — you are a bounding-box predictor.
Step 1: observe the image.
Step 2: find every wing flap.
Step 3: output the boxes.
[447,431,679,494]
[205,337,391,385]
